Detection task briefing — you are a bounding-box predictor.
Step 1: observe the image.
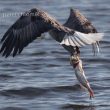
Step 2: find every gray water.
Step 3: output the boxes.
[0,0,110,110]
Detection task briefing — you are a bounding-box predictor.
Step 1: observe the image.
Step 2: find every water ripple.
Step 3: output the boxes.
[0,87,48,98]
[0,0,110,110]
[0,107,28,110]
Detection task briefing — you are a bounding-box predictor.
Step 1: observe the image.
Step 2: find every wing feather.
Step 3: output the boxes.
[0,8,66,57]
[60,31,104,47]
[74,35,86,46]
[71,35,81,47]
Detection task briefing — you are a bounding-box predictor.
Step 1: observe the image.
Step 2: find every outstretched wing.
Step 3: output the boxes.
[64,8,97,33]
[64,8,100,54]
[0,8,67,57]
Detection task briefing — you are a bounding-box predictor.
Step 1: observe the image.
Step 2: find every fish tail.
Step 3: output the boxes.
[87,83,94,99]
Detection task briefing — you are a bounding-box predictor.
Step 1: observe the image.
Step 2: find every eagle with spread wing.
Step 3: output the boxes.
[0,8,104,98]
[0,8,103,57]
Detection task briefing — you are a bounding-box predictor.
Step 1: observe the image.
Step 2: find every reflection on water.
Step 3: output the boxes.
[0,0,110,110]
[62,104,96,110]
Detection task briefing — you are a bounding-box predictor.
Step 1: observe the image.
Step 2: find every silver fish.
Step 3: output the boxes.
[70,55,94,99]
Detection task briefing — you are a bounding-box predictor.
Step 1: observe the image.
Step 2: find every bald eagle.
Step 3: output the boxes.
[0,8,104,98]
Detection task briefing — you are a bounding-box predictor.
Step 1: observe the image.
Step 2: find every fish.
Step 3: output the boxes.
[70,55,94,99]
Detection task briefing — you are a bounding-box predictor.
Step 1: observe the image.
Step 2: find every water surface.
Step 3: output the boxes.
[0,0,110,110]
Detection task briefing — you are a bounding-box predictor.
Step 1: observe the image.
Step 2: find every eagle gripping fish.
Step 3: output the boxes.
[70,55,94,99]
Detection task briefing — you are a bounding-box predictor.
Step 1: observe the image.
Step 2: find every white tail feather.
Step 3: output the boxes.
[60,31,104,47]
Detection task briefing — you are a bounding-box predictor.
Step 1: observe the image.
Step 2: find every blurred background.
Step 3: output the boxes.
[0,0,110,110]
